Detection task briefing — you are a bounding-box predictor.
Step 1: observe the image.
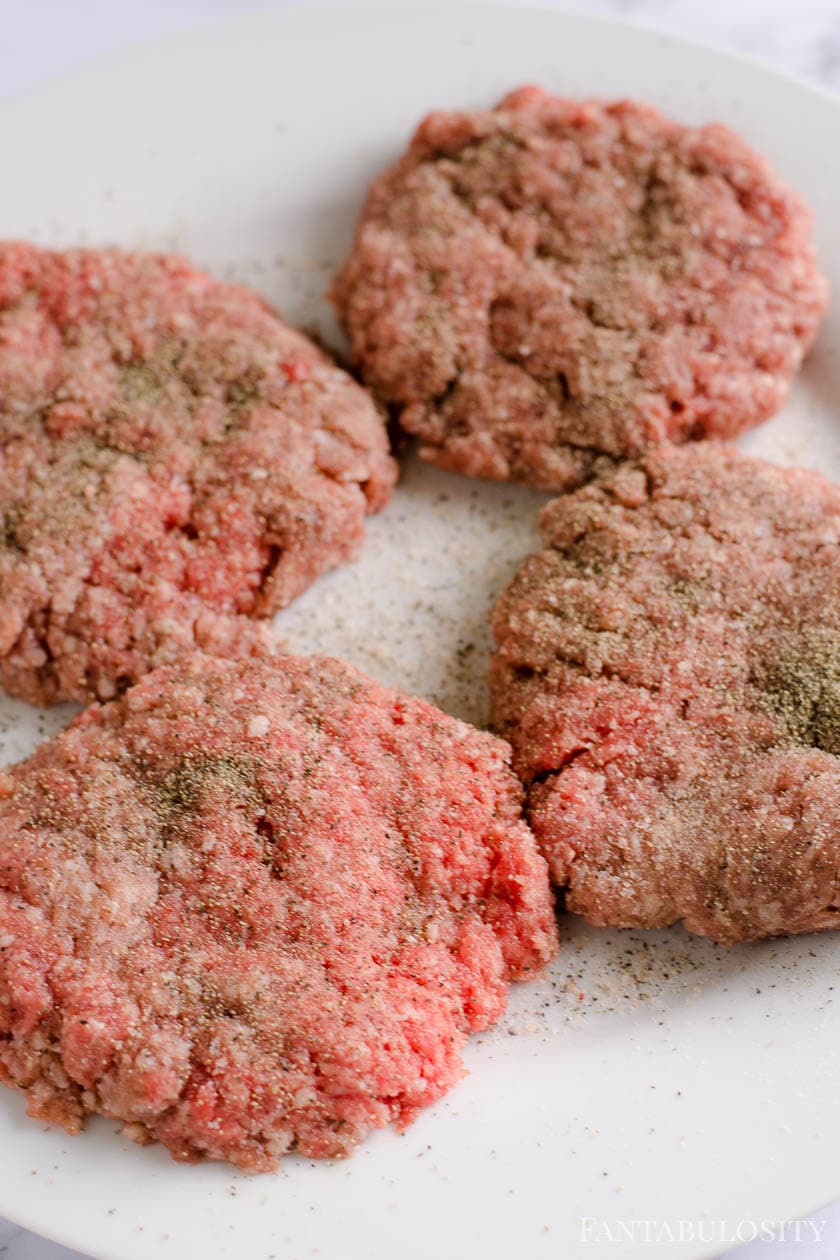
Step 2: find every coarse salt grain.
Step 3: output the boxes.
[248,714,270,738]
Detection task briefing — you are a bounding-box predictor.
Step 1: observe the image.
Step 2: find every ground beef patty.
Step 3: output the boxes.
[0,244,396,705]
[0,653,557,1170]
[333,87,828,490]
[490,443,840,945]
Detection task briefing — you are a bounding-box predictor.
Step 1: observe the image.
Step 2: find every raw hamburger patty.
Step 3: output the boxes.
[0,653,557,1170]
[333,87,828,489]
[0,244,396,705]
[490,443,840,944]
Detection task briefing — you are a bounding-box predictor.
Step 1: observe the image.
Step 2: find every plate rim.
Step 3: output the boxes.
[3,0,840,120]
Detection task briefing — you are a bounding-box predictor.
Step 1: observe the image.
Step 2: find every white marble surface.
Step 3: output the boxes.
[1,1,839,1257]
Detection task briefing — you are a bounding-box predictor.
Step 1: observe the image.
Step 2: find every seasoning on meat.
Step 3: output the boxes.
[0,245,396,704]
[491,443,840,943]
[0,653,557,1169]
[334,88,827,489]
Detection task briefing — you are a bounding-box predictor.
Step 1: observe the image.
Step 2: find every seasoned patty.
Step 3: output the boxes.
[0,244,396,704]
[333,87,828,489]
[490,443,840,944]
[0,653,557,1170]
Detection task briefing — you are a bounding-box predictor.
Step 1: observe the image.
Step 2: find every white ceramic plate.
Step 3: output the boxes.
[1,5,839,1259]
